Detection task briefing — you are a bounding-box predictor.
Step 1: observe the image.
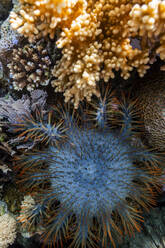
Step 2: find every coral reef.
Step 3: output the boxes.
[4,87,163,248]
[0,0,165,247]
[9,0,165,107]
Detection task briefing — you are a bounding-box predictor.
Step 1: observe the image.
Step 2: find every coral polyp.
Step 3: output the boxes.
[12,88,163,248]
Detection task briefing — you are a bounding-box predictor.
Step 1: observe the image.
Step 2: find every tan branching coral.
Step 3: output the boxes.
[8,40,56,91]
[9,0,165,107]
[10,0,88,42]
[129,0,165,60]
[52,42,102,107]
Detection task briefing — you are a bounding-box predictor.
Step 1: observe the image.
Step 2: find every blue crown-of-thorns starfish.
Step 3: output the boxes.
[13,87,163,248]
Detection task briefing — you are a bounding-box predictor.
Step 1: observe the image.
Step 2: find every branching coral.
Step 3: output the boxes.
[9,0,165,107]
[129,0,165,60]
[7,87,164,248]
[8,39,61,91]
[10,0,88,42]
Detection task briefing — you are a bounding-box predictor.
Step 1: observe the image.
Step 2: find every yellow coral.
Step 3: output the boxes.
[129,0,165,59]
[52,42,102,107]
[10,0,165,107]
[10,0,87,42]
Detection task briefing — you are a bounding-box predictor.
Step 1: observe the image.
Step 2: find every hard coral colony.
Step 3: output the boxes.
[11,88,162,248]
[9,0,165,108]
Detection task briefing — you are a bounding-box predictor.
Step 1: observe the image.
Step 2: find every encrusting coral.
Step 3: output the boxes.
[2,86,164,248]
[0,213,17,248]
[0,17,20,62]
[134,77,165,151]
[9,0,165,107]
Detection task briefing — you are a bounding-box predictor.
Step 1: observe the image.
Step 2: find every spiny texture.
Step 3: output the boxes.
[10,0,165,107]
[18,195,42,232]
[135,77,165,151]
[8,39,60,91]
[122,207,165,248]
[9,88,163,248]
